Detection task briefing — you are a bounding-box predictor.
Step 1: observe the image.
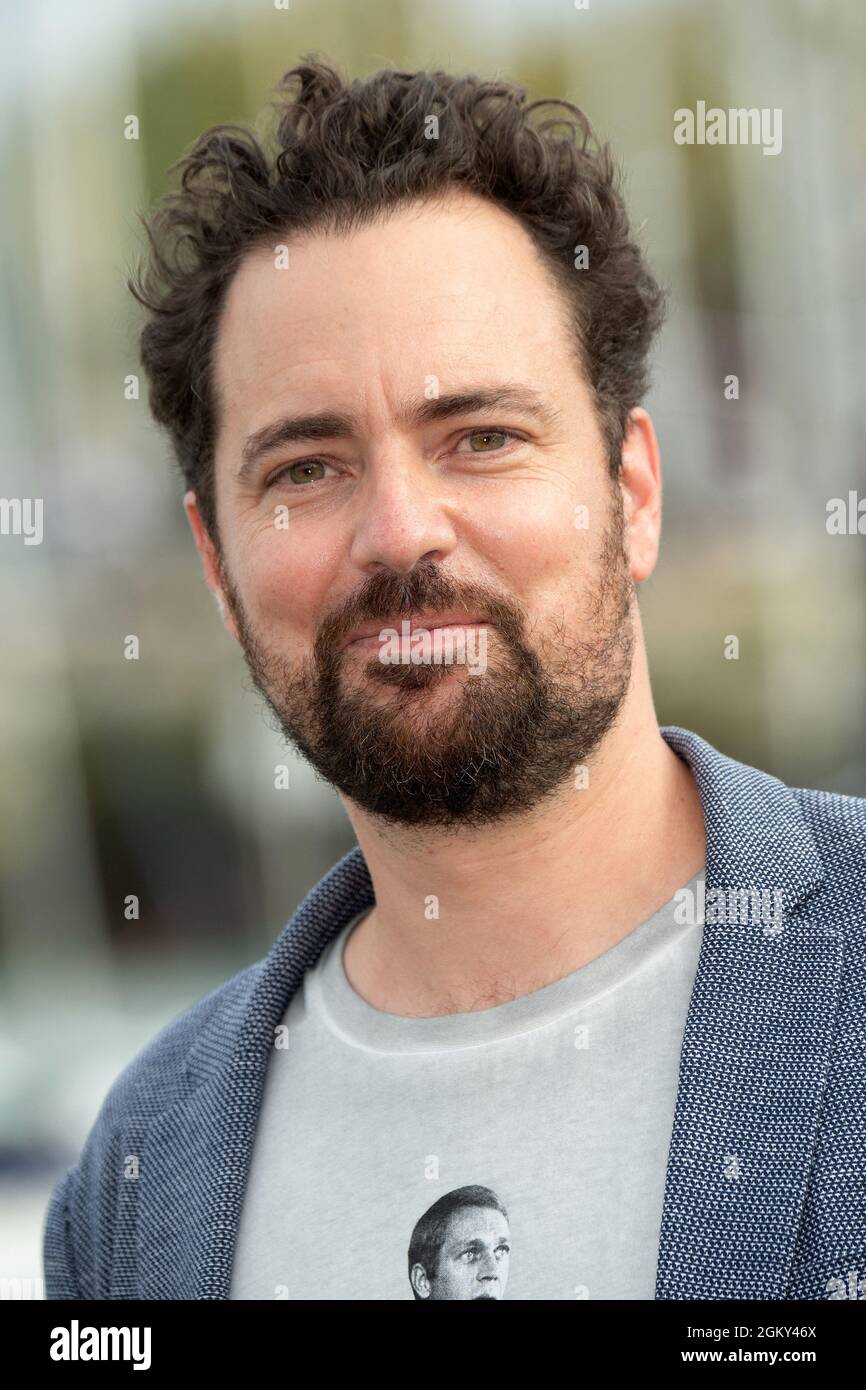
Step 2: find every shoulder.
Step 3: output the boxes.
[64,957,266,1190]
[787,784,866,1290]
[792,783,866,899]
[789,783,865,1074]
[43,956,266,1297]
[100,957,265,1122]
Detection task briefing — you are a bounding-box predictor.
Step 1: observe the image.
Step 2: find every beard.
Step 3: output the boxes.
[217,487,636,831]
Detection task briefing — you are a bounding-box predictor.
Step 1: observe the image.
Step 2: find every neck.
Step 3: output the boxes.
[341,647,706,1017]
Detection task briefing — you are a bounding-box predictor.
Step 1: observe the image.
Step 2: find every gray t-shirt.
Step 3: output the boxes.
[229,870,705,1300]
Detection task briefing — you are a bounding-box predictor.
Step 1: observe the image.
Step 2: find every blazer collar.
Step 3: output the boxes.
[138,725,835,1299]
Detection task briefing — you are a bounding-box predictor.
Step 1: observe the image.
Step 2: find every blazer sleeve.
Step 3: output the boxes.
[43,1164,83,1300]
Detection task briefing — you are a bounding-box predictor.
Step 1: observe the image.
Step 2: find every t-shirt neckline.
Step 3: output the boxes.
[308,868,705,1054]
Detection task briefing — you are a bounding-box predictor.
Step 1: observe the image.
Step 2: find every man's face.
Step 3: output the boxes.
[194,188,646,829]
[424,1205,511,1300]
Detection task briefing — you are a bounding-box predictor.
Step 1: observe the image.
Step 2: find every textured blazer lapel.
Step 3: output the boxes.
[139,1074,241,1299]
[138,847,376,1299]
[654,726,837,1298]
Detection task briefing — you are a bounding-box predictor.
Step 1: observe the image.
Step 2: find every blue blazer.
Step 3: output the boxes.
[43,726,866,1299]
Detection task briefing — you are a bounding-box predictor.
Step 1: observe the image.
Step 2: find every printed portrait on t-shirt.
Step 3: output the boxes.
[408,1185,511,1300]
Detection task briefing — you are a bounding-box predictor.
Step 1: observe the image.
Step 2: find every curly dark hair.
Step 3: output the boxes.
[129,54,667,544]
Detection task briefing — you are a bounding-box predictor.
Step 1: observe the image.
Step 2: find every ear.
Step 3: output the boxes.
[183,491,240,641]
[617,408,662,584]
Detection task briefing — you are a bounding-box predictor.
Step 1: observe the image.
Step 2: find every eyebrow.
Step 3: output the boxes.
[235,385,561,485]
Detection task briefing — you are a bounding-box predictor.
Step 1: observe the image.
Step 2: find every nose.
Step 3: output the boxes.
[347,448,459,575]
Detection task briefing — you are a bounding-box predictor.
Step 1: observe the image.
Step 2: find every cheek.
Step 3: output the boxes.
[230,526,337,632]
[470,485,613,650]
[474,486,587,588]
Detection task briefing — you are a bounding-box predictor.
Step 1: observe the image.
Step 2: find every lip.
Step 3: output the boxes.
[342,613,488,651]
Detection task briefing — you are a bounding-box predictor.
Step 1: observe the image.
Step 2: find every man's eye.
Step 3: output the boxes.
[267,459,334,488]
[458,428,519,453]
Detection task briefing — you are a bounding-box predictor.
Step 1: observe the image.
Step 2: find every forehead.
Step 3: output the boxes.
[445,1204,509,1241]
[212,189,578,430]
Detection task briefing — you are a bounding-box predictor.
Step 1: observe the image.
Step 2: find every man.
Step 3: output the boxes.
[44,57,865,1301]
[408,1188,511,1300]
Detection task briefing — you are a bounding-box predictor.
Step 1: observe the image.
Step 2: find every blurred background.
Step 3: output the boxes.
[1,0,864,1294]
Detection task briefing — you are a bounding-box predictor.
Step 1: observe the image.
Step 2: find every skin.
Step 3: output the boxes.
[410,1206,511,1300]
[185,187,706,1018]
